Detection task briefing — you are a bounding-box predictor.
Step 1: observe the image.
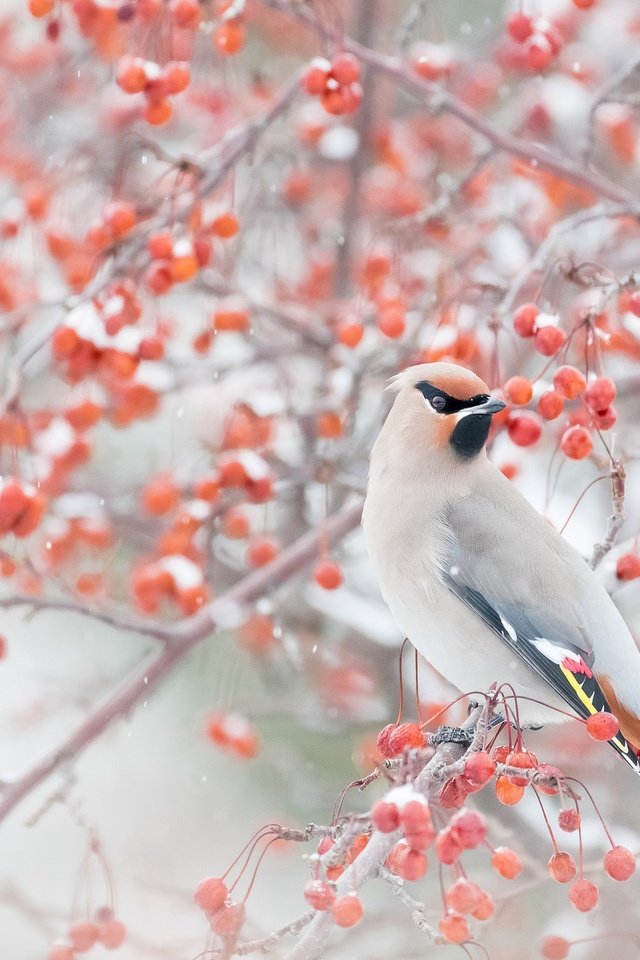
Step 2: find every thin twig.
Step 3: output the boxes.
[0,500,362,825]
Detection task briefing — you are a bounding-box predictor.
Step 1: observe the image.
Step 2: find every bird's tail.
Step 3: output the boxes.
[560,665,640,776]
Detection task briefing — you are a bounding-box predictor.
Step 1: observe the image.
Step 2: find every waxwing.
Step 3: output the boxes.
[362,361,640,774]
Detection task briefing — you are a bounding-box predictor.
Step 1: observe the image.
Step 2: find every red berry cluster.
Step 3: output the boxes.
[506,13,564,72]
[49,912,126,960]
[302,54,363,116]
[206,711,260,759]
[194,875,245,940]
[0,479,46,538]
[116,57,190,125]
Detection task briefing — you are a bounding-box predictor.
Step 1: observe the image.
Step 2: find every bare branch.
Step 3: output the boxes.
[0,500,362,825]
[590,461,627,570]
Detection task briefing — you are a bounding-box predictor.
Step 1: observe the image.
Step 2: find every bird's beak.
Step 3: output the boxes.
[459,396,507,418]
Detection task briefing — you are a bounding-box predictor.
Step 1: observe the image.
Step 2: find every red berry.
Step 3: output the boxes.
[396,847,428,880]
[472,892,495,921]
[593,405,617,430]
[513,302,539,337]
[449,808,487,848]
[584,376,616,411]
[439,775,469,809]
[558,809,580,832]
[569,878,598,912]
[331,893,363,927]
[541,936,570,959]
[586,711,619,741]
[553,365,586,399]
[97,919,126,949]
[548,851,577,883]
[303,58,330,95]
[435,827,463,864]
[507,11,534,42]
[561,425,593,460]
[491,846,522,879]
[616,553,640,581]
[211,903,245,937]
[246,536,279,568]
[399,799,430,832]
[48,947,75,960]
[445,878,484,914]
[507,414,542,447]
[505,749,538,786]
[195,876,228,913]
[604,845,636,881]
[463,751,496,787]
[371,800,399,833]
[537,390,564,420]
[304,879,335,910]
[439,911,469,944]
[535,325,566,356]
[628,291,640,317]
[503,376,532,405]
[69,921,99,952]
[313,560,343,590]
[526,33,553,71]
[376,723,397,759]
[330,52,361,84]
[496,775,525,804]
[388,722,426,754]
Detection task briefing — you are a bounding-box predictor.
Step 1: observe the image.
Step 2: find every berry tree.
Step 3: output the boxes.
[1,0,640,958]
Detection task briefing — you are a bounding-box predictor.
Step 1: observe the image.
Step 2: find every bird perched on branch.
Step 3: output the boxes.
[362,361,640,774]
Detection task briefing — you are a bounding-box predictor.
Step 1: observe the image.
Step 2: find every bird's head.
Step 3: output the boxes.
[382,362,506,462]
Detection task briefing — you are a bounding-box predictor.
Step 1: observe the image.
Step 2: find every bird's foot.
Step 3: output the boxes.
[429,725,474,746]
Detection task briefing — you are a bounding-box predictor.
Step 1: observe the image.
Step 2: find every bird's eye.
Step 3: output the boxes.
[431,395,446,412]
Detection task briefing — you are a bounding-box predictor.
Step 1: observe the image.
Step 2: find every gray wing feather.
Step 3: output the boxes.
[440,473,594,664]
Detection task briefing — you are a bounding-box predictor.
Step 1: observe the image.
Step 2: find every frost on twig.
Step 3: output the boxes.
[590,461,626,570]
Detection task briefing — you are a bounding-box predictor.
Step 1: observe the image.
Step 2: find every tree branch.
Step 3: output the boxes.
[265,0,640,208]
[0,499,362,825]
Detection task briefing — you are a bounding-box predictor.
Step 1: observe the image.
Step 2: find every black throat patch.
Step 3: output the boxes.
[450,414,492,459]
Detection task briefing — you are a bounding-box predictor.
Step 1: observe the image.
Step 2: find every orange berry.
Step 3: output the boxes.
[561,425,593,460]
[211,212,239,238]
[246,536,279,567]
[194,876,228,913]
[29,0,54,16]
[331,893,363,928]
[548,851,577,883]
[491,846,522,879]
[116,56,147,94]
[313,559,343,590]
[537,390,564,420]
[103,201,137,238]
[338,321,364,347]
[316,411,343,439]
[163,61,190,94]
[503,376,532,405]
[553,365,586,399]
[439,911,469,944]
[142,476,180,515]
[495,775,525,805]
[213,21,246,55]
[513,302,538,337]
[586,711,619,740]
[145,98,172,125]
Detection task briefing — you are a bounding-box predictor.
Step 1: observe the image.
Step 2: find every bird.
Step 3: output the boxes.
[362,360,640,775]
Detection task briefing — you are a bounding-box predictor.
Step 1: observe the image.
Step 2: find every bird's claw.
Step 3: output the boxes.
[428,725,474,745]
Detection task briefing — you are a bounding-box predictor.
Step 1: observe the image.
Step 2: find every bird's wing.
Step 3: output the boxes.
[440,476,640,774]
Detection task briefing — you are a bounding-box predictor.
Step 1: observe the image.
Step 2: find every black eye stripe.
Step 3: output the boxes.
[415,380,489,415]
